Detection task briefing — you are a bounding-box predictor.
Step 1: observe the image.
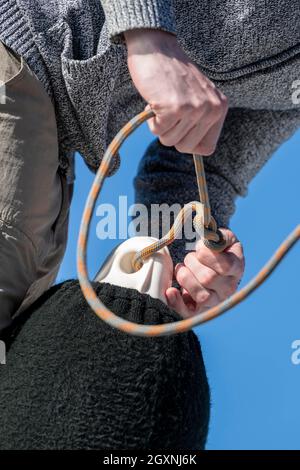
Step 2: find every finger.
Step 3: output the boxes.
[195,243,244,279]
[195,229,244,278]
[145,104,180,137]
[187,252,241,299]
[183,252,238,299]
[159,100,214,149]
[175,95,225,154]
[224,236,245,262]
[158,116,200,148]
[181,287,219,310]
[184,252,218,288]
[180,288,198,310]
[166,287,196,319]
[192,90,227,155]
[174,119,215,154]
[193,112,226,155]
[167,287,212,317]
[175,263,219,306]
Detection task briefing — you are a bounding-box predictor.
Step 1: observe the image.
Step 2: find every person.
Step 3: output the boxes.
[0,1,299,332]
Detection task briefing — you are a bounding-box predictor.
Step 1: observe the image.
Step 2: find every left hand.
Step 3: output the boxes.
[165,228,245,318]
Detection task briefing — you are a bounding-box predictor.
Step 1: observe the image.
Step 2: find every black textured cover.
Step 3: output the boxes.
[0,280,210,450]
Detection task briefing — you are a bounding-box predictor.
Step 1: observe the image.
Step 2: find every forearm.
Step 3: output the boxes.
[100,0,176,43]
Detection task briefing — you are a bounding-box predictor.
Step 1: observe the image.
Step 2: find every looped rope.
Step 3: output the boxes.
[77,108,300,337]
[132,201,220,271]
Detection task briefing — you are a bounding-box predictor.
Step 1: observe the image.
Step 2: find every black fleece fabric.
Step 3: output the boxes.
[0,280,210,450]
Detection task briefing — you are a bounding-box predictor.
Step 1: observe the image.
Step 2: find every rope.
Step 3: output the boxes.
[77,109,300,337]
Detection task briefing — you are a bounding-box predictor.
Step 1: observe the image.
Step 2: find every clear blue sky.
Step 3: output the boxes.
[57,123,300,450]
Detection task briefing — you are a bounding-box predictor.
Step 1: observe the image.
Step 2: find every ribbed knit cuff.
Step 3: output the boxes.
[101,0,176,43]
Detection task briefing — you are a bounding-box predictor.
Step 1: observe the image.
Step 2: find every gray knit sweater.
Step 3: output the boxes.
[1,0,300,262]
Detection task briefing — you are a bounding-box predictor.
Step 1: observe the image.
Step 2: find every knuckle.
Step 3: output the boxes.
[190,106,202,121]
[192,97,207,115]
[182,101,194,114]
[175,143,187,153]
[172,99,190,116]
[201,270,218,287]
[197,143,216,156]
[217,90,228,106]
[150,119,171,139]
[219,256,234,275]
[221,98,229,116]
[176,268,189,285]
[148,123,160,136]
[191,97,203,110]
[201,80,212,93]
[227,284,236,297]
[225,279,239,297]
[172,103,182,116]
[184,252,195,266]
[209,94,228,120]
[159,135,173,147]
[236,262,245,278]
[210,98,222,113]
[194,248,205,264]
[196,290,211,304]
[221,93,229,108]
[240,254,246,272]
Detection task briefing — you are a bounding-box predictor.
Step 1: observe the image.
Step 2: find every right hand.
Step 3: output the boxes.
[124,29,228,155]
[166,228,245,318]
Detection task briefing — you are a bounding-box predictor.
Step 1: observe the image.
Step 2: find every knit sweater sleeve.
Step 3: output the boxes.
[134,108,300,265]
[100,0,176,43]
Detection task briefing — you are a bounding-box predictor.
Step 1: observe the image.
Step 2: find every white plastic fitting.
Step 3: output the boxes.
[94,236,174,305]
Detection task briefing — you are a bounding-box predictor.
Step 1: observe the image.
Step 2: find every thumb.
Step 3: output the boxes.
[218,228,239,251]
[165,287,179,307]
[144,103,156,117]
[165,287,192,319]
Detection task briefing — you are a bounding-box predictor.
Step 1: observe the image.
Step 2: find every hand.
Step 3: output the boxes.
[165,228,245,318]
[124,29,228,156]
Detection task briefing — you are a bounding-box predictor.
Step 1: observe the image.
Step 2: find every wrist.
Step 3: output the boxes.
[124,28,177,55]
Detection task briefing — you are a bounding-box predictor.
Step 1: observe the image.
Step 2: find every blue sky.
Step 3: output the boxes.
[58,123,300,450]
